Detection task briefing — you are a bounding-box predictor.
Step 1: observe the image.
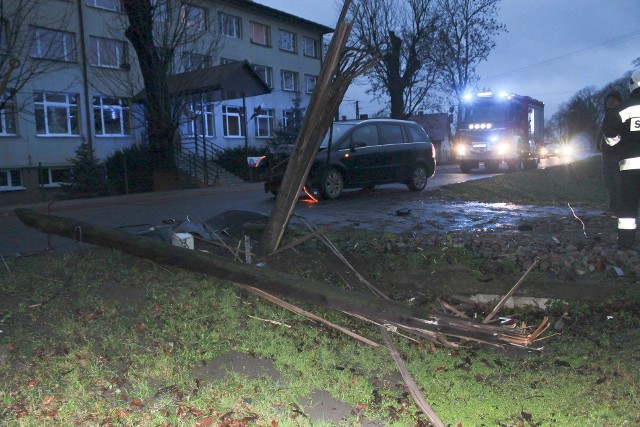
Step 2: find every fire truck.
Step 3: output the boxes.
[452,92,544,173]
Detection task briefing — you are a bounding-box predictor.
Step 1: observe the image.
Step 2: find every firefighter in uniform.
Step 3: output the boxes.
[603,66,640,247]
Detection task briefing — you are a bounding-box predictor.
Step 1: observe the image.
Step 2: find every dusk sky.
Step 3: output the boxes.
[255,0,640,119]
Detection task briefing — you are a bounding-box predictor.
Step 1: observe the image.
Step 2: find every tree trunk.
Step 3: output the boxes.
[122,0,178,191]
[14,208,542,346]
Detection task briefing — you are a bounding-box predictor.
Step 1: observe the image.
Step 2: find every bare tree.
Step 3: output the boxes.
[350,0,441,119]
[431,0,506,102]
[0,0,75,111]
[119,0,221,190]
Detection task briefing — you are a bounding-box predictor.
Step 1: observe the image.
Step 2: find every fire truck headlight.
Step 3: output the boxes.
[497,143,509,155]
[456,145,467,156]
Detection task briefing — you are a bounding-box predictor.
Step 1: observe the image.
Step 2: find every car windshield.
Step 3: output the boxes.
[319,122,358,148]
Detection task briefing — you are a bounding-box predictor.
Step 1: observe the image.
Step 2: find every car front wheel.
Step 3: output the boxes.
[407,164,428,191]
[321,168,344,199]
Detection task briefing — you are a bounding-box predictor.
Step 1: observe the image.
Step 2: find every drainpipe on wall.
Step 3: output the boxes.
[76,0,94,155]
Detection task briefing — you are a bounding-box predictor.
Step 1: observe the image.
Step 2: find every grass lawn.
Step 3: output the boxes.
[1,154,639,426]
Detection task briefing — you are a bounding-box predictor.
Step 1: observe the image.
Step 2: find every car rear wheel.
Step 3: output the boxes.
[523,159,539,170]
[459,161,475,173]
[407,164,428,191]
[484,160,501,173]
[507,160,521,172]
[321,168,344,199]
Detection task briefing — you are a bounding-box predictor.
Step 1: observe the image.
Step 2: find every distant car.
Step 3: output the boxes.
[263,119,436,199]
[544,143,573,158]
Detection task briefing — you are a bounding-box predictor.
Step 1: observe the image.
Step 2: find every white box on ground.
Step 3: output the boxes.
[172,233,194,250]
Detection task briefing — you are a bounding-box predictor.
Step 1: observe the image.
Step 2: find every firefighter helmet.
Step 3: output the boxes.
[630,66,640,94]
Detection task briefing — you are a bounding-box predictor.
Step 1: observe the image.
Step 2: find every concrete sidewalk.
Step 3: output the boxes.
[1,181,264,218]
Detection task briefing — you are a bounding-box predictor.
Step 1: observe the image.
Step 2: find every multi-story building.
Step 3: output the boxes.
[0,0,332,205]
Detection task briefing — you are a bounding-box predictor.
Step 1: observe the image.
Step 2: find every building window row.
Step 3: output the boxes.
[0,91,130,137]
[218,12,319,58]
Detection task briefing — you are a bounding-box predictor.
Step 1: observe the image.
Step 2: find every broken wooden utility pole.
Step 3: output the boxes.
[259,0,377,256]
[15,208,550,348]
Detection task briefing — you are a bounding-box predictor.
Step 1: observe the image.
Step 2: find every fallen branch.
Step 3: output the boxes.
[14,208,549,348]
[483,257,541,324]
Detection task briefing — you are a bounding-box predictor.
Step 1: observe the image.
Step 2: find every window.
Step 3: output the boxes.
[181,3,207,32]
[40,168,71,187]
[282,109,300,128]
[222,105,244,137]
[30,27,76,62]
[151,0,168,22]
[0,92,17,135]
[89,36,127,68]
[85,0,120,11]
[279,30,296,52]
[249,21,270,46]
[34,92,80,136]
[0,169,22,190]
[305,75,317,93]
[180,52,211,72]
[254,108,274,138]
[93,96,130,136]
[181,96,215,137]
[219,12,241,38]
[352,125,379,145]
[380,124,405,144]
[220,58,237,65]
[281,70,298,91]
[253,64,273,88]
[303,36,318,58]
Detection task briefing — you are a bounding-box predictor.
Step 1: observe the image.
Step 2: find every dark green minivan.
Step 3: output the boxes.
[264,119,436,199]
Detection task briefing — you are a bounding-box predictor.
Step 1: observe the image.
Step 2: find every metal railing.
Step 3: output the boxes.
[175,136,224,186]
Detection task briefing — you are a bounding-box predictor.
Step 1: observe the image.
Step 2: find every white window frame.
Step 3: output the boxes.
[0,169,23,191]
[30,27,76,62]
[89,36,127,69]
[249,21,270,46]
[85,0,120,12]
[253,64,273,88]
[93,96,130,136]
[254,108,274,138]
[222,105,244,138]
[181,96,215,138]
[303,36,318,58]
[282,109,299,128]
[180,51,211,72]
[305,75,317,94]
[281,70,298,91]
[219,12,241,39]
[181,3,207,32]
[279,29,296,53]
[0,92,17,136]
[39,167,71,188]
[34,92,80,136]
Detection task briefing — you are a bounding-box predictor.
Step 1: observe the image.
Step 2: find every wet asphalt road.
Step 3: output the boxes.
[0,155,597,257]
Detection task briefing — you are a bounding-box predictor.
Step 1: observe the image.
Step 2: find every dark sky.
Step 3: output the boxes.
[256,0,640,118]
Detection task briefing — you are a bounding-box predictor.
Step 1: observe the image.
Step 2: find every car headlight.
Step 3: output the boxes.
[561,145,573,156]
[496,143,509,155]
[456,145,467,156]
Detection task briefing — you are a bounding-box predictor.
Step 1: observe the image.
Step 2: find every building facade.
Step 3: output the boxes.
[0,0,332,205]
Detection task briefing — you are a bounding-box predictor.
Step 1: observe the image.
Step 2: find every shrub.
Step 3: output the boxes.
[63,142,109,199]
[105,143,153,195]
[216,146,266,181]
